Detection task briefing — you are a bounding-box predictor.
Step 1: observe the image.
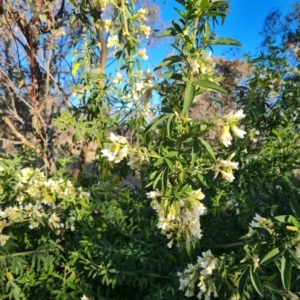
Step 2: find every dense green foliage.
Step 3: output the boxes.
[1,0,300,299]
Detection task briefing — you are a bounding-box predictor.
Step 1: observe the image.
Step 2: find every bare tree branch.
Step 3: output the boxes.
[3,116,40,154]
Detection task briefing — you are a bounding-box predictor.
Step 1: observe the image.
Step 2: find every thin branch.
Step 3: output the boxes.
[0,138,23,145]
[0,249,54,260]
[3,116,40,154]
[212,242,243,249]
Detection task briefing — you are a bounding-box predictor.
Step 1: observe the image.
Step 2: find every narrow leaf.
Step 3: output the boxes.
[260,247,283,265]
[199,138,216,162]
[238,268,249,297]
[209,38,242,46]
[182,82,195,114]
[194,79,227,94]
[249,268,263,296]
[145,114,173,134]
[165,158,174,172]
[281,252,292,290]
[162,167,169,191]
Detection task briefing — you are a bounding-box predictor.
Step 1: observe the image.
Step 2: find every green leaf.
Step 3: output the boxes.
[209,38,242,46]
[281,252,292,290]
[274,215,300,228]
[160,73,183,81]
[238,268,249,297]
[194,79,227,94]
[155,55,182,71]
[260,247,283,265]
[165,158,174,172]
[289,249,300,267]
[249,268,263,296]
[153,171,163,189]
[167,114,175,139]
[289,198,300,221]
[162,167,169,191]
[182,82,195,114]
[145,114,173,134]
[199,138,216,162]
[185,240,191,256]
[191,138,199,166]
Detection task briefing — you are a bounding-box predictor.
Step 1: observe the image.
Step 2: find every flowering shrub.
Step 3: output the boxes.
[1,0,300,299]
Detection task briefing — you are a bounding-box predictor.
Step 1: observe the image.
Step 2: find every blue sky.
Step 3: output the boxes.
[146,0,295,65]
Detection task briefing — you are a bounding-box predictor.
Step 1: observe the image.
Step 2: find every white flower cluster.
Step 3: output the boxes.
[216,110,246,147]
[134,8,148,21]
[97,19,112,32]
[101,132,148,169]
[146,189,206,248]
[214,153,239,183]
[189,51,215,75]
[245,214,273,238]
[139,24,151,39]
[107,35,119,49]
[0,167,89,246]
[137,48,148,60]
[178,250,220,299]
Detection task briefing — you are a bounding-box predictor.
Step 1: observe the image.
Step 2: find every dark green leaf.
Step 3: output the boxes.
[281,252,292,290]
[162,167,169,191]
[238,268,249,297]
[249,268,263,296]
[289,249,300,267]
[289,198,300,221]
[167,114,175,139]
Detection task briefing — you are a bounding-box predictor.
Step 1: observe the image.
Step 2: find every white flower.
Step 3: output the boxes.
[245,227,256,238]
[231,124,246,139]
[190,61,200,74]
[0,234,10,246]
[139,25,151,39]
[220,124,232,147]
[192,189,205,200]
[113,71,123,84]
[135,82,145,92]
[219,153,239,170]
[249,214,266,228]
[81,295,89,300]
[48,213,61,229]
[109,132,127,144]
[167,239,173,248]
[107,35,119,48]
[137,49,148,60]
[146,191,160,199]
[223,110,246,122]
[220,170,235,182]
[218,110,246,146]
[127,149,147,170]
[135,8,147,20]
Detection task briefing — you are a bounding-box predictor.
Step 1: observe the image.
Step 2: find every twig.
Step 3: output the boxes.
[3,116,40,154]
[0,249,54,260]
[212,242,243,249]
[0,138,23,145]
